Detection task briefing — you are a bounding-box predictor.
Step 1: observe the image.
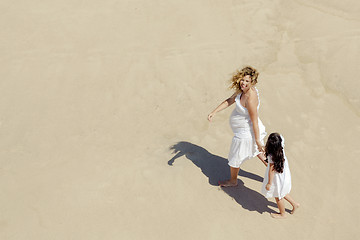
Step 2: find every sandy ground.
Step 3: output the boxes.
[1,0,359,239]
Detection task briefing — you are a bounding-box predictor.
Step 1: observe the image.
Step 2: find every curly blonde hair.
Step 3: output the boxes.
[230,66,259,92]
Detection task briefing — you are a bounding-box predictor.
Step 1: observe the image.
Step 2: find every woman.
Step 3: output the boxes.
[208,66,267,187]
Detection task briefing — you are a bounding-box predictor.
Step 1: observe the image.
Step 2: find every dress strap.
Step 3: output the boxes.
[280,134,285,148]
[280,134,287,158]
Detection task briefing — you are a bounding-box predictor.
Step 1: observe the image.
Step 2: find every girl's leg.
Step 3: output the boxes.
[284,194,300,214]
[271,197,287,219]
[257,152,268,167]
[219,167,239,187]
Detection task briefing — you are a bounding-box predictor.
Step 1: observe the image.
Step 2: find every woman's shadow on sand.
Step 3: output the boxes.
[168,141,278,214]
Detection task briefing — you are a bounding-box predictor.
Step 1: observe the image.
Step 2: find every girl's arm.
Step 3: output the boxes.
[247,93,264,152]
[266,164,275,190]
[208,92,238,122]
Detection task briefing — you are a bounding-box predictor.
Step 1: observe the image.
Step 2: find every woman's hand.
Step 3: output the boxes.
[207,112,215,122]
[256,140,265,153]
[265,183,271,191]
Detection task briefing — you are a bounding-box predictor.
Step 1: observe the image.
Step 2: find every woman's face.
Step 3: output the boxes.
[239,75,252,91]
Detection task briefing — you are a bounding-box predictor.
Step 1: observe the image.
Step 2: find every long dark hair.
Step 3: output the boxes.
[265,133,285,173]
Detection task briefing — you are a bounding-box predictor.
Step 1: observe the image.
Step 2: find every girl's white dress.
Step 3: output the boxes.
[261,151,292,199]
[228,87,266,168]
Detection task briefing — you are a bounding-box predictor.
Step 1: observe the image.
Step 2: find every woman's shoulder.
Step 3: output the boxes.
[247,88,259,104]
[250,87,259,97]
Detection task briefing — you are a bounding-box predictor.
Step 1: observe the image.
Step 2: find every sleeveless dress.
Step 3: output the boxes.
[261,143,292,199]
[227,87,266,168]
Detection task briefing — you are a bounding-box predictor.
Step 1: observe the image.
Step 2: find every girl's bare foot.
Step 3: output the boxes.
[270,213,287,219]
[291,203,300,214]
[218,180,238,187]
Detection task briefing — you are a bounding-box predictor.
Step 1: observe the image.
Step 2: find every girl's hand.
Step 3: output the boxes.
[266,183,271,191]
[256,140,265,153]
[207,113,215,122]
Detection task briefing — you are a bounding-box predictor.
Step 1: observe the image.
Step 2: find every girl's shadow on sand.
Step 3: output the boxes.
[168,141,278,214]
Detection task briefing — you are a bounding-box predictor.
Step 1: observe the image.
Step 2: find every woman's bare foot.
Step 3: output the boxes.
[270,213,287,219]
[291,203,300,214]
[218,180,238,187]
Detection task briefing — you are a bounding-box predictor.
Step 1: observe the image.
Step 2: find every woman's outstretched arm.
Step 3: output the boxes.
[208,92,237,122]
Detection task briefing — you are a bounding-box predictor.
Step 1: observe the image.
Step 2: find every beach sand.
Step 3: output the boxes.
[0,0,359,239]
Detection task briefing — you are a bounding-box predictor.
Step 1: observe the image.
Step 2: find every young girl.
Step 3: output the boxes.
[261,133,300,218]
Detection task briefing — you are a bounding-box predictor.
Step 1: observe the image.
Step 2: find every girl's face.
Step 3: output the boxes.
[239,75,252,91]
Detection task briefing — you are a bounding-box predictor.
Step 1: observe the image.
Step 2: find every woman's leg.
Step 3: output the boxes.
[284,194,300,214]
[219,167,239,187]
[271,197,287,219]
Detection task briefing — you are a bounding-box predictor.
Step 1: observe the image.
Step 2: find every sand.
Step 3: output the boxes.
[0,0,359,239]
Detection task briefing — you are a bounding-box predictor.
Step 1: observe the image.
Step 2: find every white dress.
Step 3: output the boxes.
[261,152,292,199]
[227,87,266,168]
